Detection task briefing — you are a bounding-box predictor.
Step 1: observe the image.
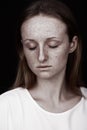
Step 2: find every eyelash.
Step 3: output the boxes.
[29,45,58,50]
[29,47,37,50]
[49,45,58,48]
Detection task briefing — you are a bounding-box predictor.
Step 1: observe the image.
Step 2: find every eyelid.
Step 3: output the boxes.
[22,40,37,51]
[48,45,58,49]
[29,47,37,50]
[47,40,60,46]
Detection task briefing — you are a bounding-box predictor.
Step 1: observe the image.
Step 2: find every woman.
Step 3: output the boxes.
[0,0,87,129]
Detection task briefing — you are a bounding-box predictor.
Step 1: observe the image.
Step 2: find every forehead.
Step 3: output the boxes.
[21,15,67,39]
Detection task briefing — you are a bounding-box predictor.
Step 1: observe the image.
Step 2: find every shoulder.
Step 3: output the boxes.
[0,87,26,109]
[80,87,87,98]
[0,87,25,100]
[0,87,27,128]
[0,87,28,118]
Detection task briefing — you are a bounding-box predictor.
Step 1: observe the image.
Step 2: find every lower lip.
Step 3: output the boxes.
[37,66,52,70]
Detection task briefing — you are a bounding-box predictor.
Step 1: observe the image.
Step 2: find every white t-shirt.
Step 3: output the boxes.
[0,87,87,130]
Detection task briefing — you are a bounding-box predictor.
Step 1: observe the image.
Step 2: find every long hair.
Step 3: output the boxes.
[13,0,83,96]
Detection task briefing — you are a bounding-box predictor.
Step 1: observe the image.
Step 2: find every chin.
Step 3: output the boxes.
[36,72,54,79]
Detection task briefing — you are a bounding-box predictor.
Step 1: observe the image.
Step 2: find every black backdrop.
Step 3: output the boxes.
[0,0,87,94]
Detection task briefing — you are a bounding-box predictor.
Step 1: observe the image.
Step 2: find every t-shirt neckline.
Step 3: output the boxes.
[24,88,83,116]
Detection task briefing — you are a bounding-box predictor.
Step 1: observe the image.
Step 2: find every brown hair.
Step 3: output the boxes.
[13,0,83,96]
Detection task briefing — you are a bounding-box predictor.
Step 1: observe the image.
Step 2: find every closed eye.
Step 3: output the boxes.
[47,40,60,48]
[29,46,37,50]
[48,45,58,48]
[23,41,37,50]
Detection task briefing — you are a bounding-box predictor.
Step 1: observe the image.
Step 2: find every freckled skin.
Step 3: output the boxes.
[21,15,72,79]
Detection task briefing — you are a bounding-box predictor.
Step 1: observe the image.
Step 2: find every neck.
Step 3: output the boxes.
[35,73,67,102]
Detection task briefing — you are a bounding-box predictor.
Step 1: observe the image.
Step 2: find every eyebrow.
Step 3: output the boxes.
[22,39,35,42]
[46,37,58,41]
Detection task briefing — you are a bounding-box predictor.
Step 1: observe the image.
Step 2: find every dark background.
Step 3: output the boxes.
[0,0,87,94]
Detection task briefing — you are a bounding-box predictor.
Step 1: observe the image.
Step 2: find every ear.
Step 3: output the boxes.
[69,36,78,53]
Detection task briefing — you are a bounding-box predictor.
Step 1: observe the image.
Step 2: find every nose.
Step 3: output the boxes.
[38,45,48,62]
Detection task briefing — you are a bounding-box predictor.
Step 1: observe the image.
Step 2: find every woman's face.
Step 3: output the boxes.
[21,15,77,79]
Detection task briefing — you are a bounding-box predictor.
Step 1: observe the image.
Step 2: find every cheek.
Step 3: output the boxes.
[23,49,37,67]
[49,47,69,64]
[51,50,69,59]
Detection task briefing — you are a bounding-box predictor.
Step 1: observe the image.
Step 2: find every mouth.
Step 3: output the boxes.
[37,65,52,68]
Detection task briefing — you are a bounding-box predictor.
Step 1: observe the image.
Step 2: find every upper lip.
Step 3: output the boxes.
[37,65,52,68]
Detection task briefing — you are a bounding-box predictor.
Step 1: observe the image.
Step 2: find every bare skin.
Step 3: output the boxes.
[21,14,81,113]
[29,84,81,113]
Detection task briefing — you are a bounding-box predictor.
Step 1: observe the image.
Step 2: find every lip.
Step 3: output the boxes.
[37,65,52,68]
